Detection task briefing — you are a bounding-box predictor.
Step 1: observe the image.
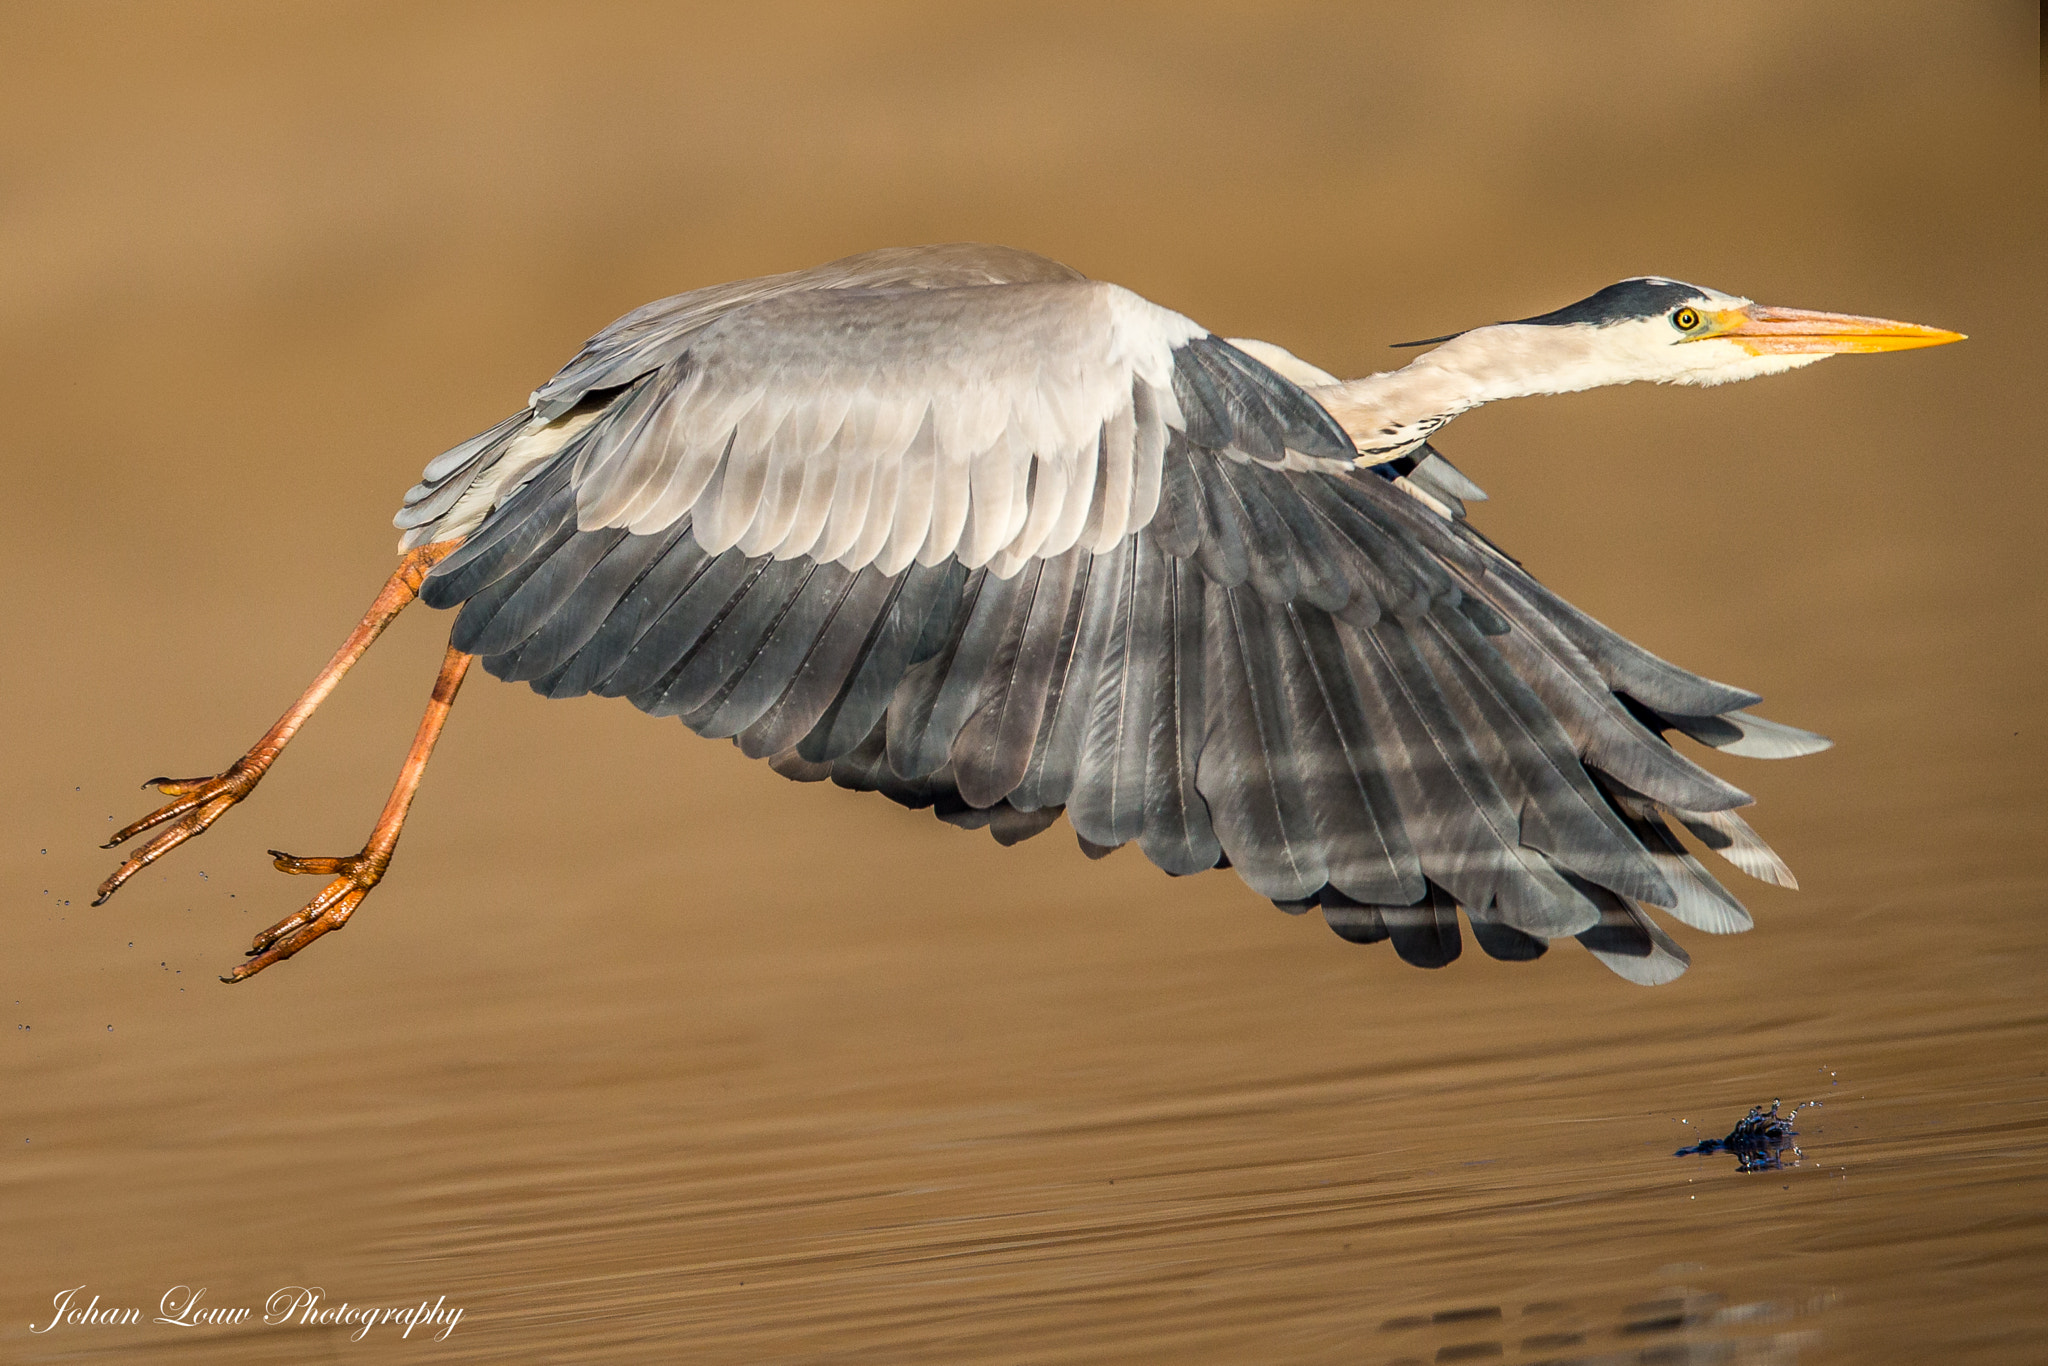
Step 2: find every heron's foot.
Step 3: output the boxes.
[95,759,266,905]
[222,849,389,983]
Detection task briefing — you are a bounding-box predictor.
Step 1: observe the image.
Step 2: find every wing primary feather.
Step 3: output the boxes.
[988,804,1063,846]
[1009,553,1101,812]
[1212,458,1301,602]
[886,568,990,779]
[1472,574,1754,814]
[646,557,815,720]
[598,549,763,701]
[1169,341,1235,449]
[1185,449,1253,589]
[900,566,1026,783]
[946,558,1047,808]
[448,516,582,657]
[1201,337,1355,461]
[464,527,631,661]
[799,559,963,763]
[1149,435,1204,558]
[1194,586,1324,901]
[1414,609,1675,907]
[1187,338,1285,460]
[1252,468,1352,612]
[1382,885,1463,968]
[1068,537,1155,849]
[1138,548,1222,875]
[1657,802,1798,889]
[1339,620,1598,937]
[1318,891,1388,944]
[955,554,1080,809]
[1474,555,1763,717]
[1281,605,1425,904]
[1571,879,1691,985]
[1595,779,1755,933]
[1467,915,1549,962]
[692,562,862,740]
[500,524,691,688]
[1651,707,1833,758]
[543,528,715,699]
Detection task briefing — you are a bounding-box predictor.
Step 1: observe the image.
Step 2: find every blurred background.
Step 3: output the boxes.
[3,3,2042,1362]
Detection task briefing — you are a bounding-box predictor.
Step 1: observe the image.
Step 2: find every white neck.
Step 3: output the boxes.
[1306,318,1823,459]
[1309,325,1634,458]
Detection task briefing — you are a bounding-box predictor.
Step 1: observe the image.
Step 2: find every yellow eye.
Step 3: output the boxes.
[1673,307,1702,331]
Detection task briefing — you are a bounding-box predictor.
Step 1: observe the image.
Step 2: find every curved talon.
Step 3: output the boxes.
[142,774,229,797]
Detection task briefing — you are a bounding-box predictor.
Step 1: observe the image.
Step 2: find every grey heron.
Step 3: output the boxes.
[93,244,1961,984]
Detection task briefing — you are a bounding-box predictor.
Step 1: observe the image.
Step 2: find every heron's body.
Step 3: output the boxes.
[96,244,1961,984]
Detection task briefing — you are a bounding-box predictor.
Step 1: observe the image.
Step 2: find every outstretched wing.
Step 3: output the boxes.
[405,245,1823,983]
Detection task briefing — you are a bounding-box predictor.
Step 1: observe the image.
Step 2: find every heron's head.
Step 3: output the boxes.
[1309,278,1962,460]
[1403,277,1965,393]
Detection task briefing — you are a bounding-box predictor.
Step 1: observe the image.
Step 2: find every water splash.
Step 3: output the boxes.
[1675,1099,1821,1172]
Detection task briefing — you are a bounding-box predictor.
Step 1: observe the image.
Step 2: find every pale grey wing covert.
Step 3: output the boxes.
[408,255,1810,982]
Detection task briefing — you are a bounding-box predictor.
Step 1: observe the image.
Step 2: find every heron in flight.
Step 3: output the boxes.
[94,245,1960,984]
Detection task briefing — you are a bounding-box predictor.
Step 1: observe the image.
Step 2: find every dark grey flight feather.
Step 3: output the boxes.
[498,524,691,686]
[1138,554,1220,875]
[533,528,715,699]
[1196,585,1327,901]
[1569,876,1692,986]
[1464,545,1762,718]
[1319,894,1389,944]
[953,555,1075,808]
[1596,778,1754,935]
[1010,550,1114,814]
[641,556,814,719]
[1184,447,1254,590]
[692,562,862,741]
[738,567,899,759]
[1068,536,1156,851]
[885,569,990,781]
[587,549,757,703]
[1467,916,1548,962]
[458,526,631,660]
[1650,707,1832,759]
[1274,604,1423,905]
[1382,886,1464,969]
[798,559,965,764]
[1468,572,1753,814]
[445,514,583,658]
[1413,610,1674,907]
[1341,618,1601,938]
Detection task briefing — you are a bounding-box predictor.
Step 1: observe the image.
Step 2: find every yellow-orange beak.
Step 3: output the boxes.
[1700,304,1965,356]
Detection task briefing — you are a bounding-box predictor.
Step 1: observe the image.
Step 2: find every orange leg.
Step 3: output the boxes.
[226,643,474,983]
[95,540,462,905]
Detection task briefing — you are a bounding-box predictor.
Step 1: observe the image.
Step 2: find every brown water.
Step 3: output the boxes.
[4,4,2044,1362]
